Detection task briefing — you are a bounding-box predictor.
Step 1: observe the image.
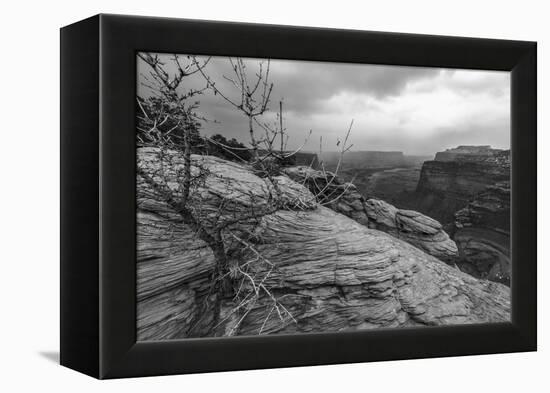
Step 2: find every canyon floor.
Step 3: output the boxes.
[339,165,423,211]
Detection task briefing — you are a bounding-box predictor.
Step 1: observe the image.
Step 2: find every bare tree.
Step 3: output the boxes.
[137,52,234,335]
[312,120,357,206]
[138,53,302,337]
[192,57,273,161]
[137,53,357,337]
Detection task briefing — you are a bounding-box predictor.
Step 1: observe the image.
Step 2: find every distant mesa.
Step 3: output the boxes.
[321,150,429,170]
[411,145,510,286]
[415,145,510,223]
[324,150,405,167]
[434,145,510,164]
[292,144,511,288]
[284,166,459,262]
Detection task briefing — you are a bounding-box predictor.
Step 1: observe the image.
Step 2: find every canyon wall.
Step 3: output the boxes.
[453,181,511,285]
[284,166,458,261]
[322,151,406,169]
[411,146,511,285]
[137,148,510,340]
[415,146,510,225]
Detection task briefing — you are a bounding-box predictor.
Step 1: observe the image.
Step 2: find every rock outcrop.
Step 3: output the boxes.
[415,146,510,224]
[284,166,370,226]
[359,166,423,208]
[137,148,510,341]
[434,145,508,162]
[284,166,458,261]
[411,146,511,285]
[364,198,458,261]
[453,181,510,285]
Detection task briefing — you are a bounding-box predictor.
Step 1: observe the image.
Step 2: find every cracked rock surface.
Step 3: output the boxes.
[137,148,510,340]
[285,166,458,261]
[364,198,459,262]
[454,181,511,285]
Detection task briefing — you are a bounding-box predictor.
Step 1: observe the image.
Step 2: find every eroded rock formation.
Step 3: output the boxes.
[364,198,458,261]
[415,146,510,224]
[411,146,511,285]
[284,166,370,226]
[284,166,458,261]
[453,181,511,285]
[137,148,510,341]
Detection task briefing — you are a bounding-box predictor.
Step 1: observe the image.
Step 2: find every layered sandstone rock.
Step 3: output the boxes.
[284,166,457,260]
[453,181,511,285]
[364,198,458,261]
[284,166,370,226]
[137,148,510,340]
[415,146,510,224]
[434,145,509,162]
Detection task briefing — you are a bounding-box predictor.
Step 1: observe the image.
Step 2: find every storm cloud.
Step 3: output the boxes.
[137,54,510,156]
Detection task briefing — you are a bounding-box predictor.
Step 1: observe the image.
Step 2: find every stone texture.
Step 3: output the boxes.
[415,146,510,224]
[137,147,510,340]
[364,198,459,262]
[136,211,216,341]
[284,166,371,225]
[284,166,457,261]
[220,207,509,336]
[434,145,509,162]
[453,181,510,285]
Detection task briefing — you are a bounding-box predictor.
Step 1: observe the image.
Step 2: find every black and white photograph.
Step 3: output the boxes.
[1,0,544,389]
[136,53,511,340]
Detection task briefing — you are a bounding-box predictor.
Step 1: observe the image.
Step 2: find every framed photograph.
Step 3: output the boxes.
[60,14,536,379]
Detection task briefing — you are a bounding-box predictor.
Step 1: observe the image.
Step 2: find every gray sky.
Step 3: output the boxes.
[137,54,510,156]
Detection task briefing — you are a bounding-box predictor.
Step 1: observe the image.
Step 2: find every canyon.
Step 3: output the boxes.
[453,181,510,284]
[415,146,510,225]
[335,146,511,286]
[137,147,510,340]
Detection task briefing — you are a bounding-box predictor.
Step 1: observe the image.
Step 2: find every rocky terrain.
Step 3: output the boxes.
[137,147,510,341]
[453,181,511,285]
[322,150,407,170]
[364,199,458,262]
[331,152,430,211]
[434,145,507,162]
[406,146,511,285]
[284,166,458,261]
[415,146,510,225]
[323,151,429,172]
[352,166,424,209]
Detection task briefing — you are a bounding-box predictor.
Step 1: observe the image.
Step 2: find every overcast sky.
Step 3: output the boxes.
[137,54,510,156]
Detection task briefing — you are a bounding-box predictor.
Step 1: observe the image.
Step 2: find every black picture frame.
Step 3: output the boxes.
[60,14,537,379]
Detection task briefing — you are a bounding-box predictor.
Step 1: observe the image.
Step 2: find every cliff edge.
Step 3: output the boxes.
[137,147,510,340]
